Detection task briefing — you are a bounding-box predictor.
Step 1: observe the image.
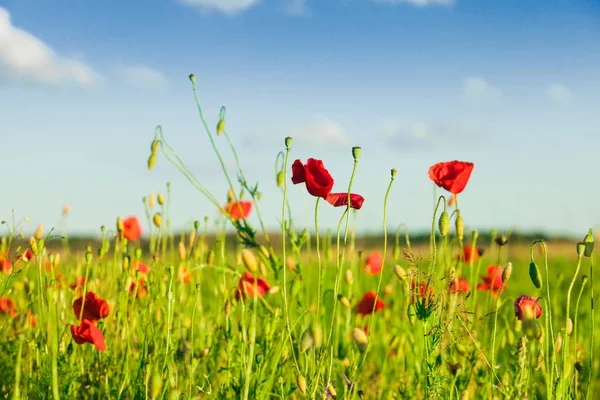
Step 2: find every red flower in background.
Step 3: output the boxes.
[514,295,542,320]
[70,319,106,351]
[123,216,142,241]
[236,272,270,300]
[0,296,16,317]
[460,246,481,263]
[72,292,110,323]
[179,266,191,284]
[129,279,148,299]
[0,255,12,274]
[224,201,252,220]
[428,161,474,195]
[411,280,435,304]
[132,260,149,274]
[354,290,385,316]
[291,158,334,199]
[363,251,383,275]
[477,265,505,295]
[326,193,365,210]
[17,249,35,262]
[449,277,470,294]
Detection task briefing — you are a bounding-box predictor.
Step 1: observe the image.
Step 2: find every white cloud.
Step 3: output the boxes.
[372,0,454,7]
[382,121,484,150]
[463,76,502,103]
[284,0,309,15]
[0,7,97,86]
[118,66,168,89]
[179,0,261,14]
[291,119,351,146]
[546,84,573,106]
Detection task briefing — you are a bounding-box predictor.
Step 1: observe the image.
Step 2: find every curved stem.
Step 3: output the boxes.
[563,254,582,394]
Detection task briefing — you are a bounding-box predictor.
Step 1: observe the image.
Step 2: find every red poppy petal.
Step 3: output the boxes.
[325,193,365,210]
[291,160,306,184]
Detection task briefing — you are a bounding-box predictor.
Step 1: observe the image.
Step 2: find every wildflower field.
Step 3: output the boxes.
[0,76,597,400]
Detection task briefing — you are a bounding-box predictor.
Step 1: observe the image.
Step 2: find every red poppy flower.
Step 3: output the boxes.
[0,255,12,274]
[129,279,148,299]
[132,260,149,274]
[514,295,542,320]
[477,265,505,295]
[18,249,35,262]
[72,291,110,323]
[123,216,142,241]
[70,319,106,351]
[449,277,470,294]
[28,310,36,327]
[224,200,252,220]
[411,280,436,304]
[179,266,191,284]
[0,296,16,317]
[354,290,385,316]
[291,158,334,199]
[236,272,270,300]
[460,246,481,263]
[363,251,383,275]
[428,161,474,195]
[325,193,365,210]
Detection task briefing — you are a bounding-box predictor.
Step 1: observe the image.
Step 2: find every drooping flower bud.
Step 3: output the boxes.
[276,171,284,188]
[352,327,369,353]
[584,228,594,257]
[216,119,225,136]
[529,261,543,289]
[241,249,258,273]
[153,213,162,228]
[157,192,165,206]
[147,154,157,170]
[455,212,464,241]
[438,211,449,237]
[151,139,160,154]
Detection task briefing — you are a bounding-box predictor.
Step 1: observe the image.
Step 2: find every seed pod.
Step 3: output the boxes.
[352,327,369,353]
[147,154,157,170]
[241,249,258,273]
[455,212,464,241]
[297,375,307,395]
[285,136,293,149]
[157,192,165,206]
[577,242,585,258]
[529,261,543,289]
[352,146,362,160]
[438,211,449,237]
[153,213,162,228]
[276,171,284,188]
[584,228,594,257]
[502,262,512,283]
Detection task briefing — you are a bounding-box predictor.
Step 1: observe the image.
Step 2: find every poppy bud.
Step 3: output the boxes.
[529,262,543,289]
[216,119,225,136]
[391,168,397,178]
[394,265,407,281]
[338,294,350,308]
[147,154,157,170]
[151,139,160,154]
[352,327,369,353]
[178,242,187,261]
[85,251,93,264]
[227,188,235,202]
[352,146,362,160]
[455,212,464,241]
[297,375,307,394]
[153,213,162,228]
[311,322,323,349]
[285,136,293,149]
[34,224,44,241]
[276,171,284,188]
[502,262,512,283]
[584,229,594,257]
[157,192,165,206]
[438,211,449,237]
[582,274,589,285]
[576,241,586,258]
[206,249,215,265]
[29,237,38,254]
[495,234,509,247]
[188,74,195,84]
[327,383,337,399]
[567,317,573,336]
[555,335,563,353]
[300,328,313,353]
[241,249,258,273]
[393,245,400,261]
[117,217,124,236]
[259,245,270,260]
[345,269,354,285]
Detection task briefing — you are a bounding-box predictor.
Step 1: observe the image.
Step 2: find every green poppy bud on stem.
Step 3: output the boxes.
[352,327,369,353]
[285,136,293,149]
[157,193,165,206]
[502,262,512,283]
[584,228,594,257]
[297,375,307,395]
[577,242,585,258]
[188,74,195,84]
[352,146,362,160]
[147,154,157,170]
[391,168,397,178]
[276,171,284,188]
[153,213,162,228]
[439,211,449,237]
[150,139,160,154]
[455,212,464,241]
[216,119,225,136]
[394,265,407,281]
[241,249,258,273]
[529,261,543,289]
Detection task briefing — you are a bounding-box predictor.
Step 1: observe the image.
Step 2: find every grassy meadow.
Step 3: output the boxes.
[0,76,597,400]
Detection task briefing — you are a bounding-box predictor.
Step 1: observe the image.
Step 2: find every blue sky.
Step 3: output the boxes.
[0,0,599,238]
